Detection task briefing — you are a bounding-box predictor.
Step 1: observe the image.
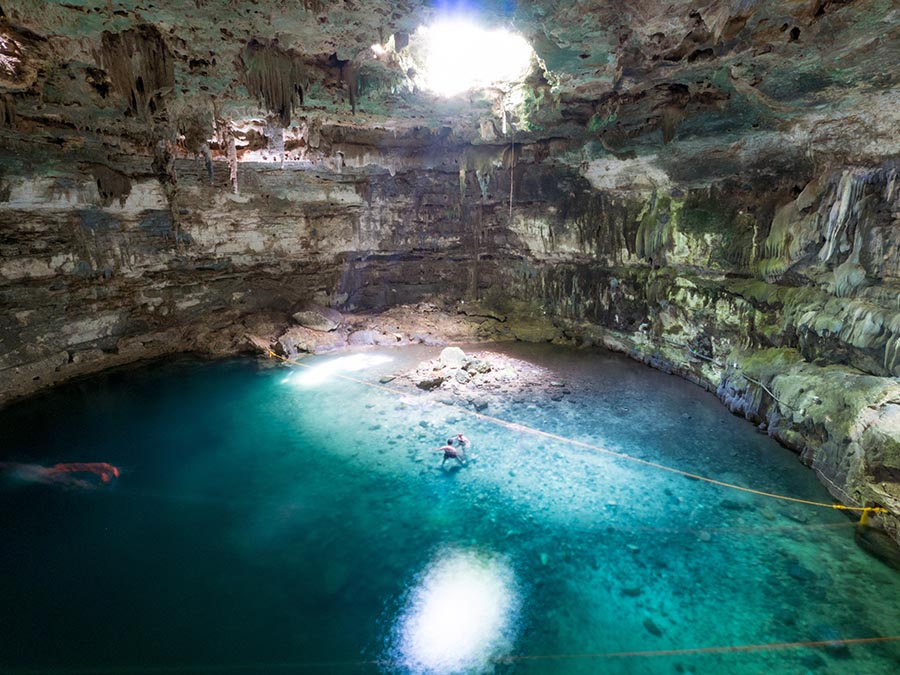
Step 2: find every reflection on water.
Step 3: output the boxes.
[389,548,521,674]
[284,353,395,387]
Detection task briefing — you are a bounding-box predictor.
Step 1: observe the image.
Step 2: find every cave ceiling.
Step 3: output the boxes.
[1,0,899,191]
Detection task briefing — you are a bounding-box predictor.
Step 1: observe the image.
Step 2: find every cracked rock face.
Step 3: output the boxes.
[2,1,900,540]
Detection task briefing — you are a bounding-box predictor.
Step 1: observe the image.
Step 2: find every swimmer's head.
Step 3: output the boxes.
[447,439,454,445]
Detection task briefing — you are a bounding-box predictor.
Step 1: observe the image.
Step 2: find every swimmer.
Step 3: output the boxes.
[0,461,121,489]
[453,433,471,461]
[52,462,120,484]
[435,440,466,468]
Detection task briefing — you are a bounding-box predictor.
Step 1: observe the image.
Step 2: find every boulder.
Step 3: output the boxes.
[348,329,380,345]
[292,304,342,332]
[277,326,345,355]
[416,375,446,391]
[440,346,467,368]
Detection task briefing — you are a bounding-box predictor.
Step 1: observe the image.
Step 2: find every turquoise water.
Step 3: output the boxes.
[1,344,899,675]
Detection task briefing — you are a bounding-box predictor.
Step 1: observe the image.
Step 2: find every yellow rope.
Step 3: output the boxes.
[498,634,900,663]
[263,350,888,516]
[10,634,900,671]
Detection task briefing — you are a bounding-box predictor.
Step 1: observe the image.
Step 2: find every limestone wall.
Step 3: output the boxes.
[494,161,900,540]
[0,138,549,402]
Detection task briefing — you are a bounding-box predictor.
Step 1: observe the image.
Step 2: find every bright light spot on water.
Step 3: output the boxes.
[390,549,521,674]
[283,354,394,387]
[418,21,534,96]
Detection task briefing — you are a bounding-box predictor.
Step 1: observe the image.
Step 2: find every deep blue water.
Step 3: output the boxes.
[1,344,899,675]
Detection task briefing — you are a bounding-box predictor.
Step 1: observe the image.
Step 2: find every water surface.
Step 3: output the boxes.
[1,344,899,674]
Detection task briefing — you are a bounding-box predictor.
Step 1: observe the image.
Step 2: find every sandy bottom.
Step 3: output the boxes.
[1,342,898,674]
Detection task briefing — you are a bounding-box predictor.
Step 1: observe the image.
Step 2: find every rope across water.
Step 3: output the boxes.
[263,348,887,518]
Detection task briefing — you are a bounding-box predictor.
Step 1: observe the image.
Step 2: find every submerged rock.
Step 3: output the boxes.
[416,375,445,391]
[787,562,816,583]
[855,525,900,571]
[811,624,851,658]
[642,617,664,637]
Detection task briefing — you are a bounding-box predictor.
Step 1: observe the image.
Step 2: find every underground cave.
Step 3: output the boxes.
[1,1,900,673]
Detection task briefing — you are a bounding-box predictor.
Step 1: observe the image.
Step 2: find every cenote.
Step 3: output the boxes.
[2,343,899,675]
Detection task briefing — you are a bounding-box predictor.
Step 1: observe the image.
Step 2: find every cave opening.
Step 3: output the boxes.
[409,19,536,97]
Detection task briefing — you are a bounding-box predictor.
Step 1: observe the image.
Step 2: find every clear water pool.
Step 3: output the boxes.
[1,343,898,674]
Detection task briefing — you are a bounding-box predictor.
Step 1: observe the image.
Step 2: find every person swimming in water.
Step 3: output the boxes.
[0,461,121,489]
[436,439,466,468]
[454,433,471,459]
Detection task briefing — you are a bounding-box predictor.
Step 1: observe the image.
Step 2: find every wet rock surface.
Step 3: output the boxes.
[390,345,578,418]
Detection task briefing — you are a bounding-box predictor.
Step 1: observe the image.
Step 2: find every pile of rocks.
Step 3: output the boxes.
[406,347,494,391]
[395,346,562,414]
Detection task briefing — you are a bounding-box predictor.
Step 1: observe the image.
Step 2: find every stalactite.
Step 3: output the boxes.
[152,139,177,186]
[225,125,238,194]
[95,25,174,119]
[89,164,132,207]
[635,192,672,261]
[660,105,684,144]
[240,39,306,127]
[213,114,239,194]
[345,62,359,114]
[200,142,214,185]
[476,170,490,202]
[149,136,181,247]
[818,170,867,264]
[502,135,518,221]
[754,167,872,283]
[0,93,14,127]
[832,215,867,297]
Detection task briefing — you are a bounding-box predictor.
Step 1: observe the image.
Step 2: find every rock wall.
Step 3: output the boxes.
[0,133,555,402]
[492,161,900,540]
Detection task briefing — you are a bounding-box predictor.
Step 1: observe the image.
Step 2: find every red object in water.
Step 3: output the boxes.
[49,462,121,484]
[0,461,122,489]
